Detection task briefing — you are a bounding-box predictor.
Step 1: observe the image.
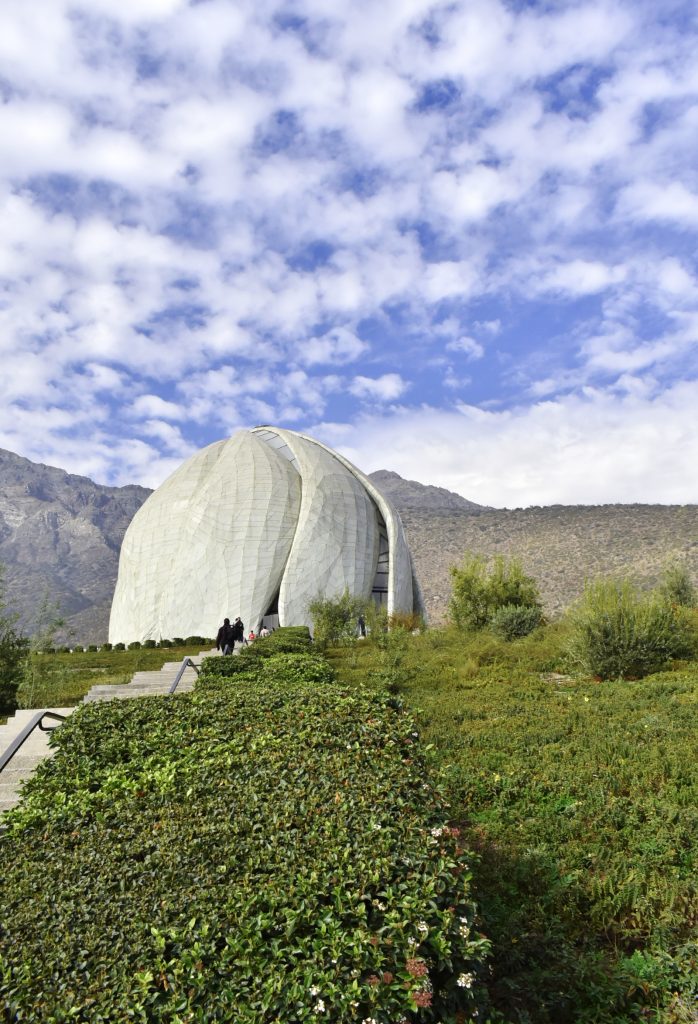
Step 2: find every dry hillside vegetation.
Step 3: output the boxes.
[402,504,698,624]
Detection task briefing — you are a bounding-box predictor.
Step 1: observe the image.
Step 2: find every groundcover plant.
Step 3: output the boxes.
[0,635,491,1023]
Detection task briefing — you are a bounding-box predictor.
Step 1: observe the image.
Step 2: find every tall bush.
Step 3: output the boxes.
[660,560,696,608]
[449,553,541,632]
[308,589,368,646]
[566,578,695,680]
[0,568,28,714]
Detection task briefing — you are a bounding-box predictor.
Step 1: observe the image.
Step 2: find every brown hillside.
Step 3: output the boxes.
[402,504,698,625]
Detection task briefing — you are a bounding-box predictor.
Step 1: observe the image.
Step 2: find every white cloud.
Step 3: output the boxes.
[0,0,695,500]
[446,336,485,360]
[299,328,368,366]
[350,374,409,401]
[323,381,698,506]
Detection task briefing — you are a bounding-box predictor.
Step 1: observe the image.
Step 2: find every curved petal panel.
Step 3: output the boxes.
[109,433,300,643]
[252,428,380,626]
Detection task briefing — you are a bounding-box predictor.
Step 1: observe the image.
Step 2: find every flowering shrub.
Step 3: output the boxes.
[0,650,490,1022]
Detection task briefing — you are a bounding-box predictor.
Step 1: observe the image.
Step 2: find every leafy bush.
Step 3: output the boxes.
[184,635,209,645]
[86,644,98,652]
[158,639,173,648]
[113,642,125,651]
[0,657,490,1022]
[449,553,541,633]
[199,627,312,682]
[127,640,142,650]
[0,569,28,714]
[660,559,696,608]
[308,589,368,646]
[489,603,542,641]
[100,642,112,652]
[566,578,695,680]
[172,637,184,646]
[143,639,157,649]
[388,610,425,632]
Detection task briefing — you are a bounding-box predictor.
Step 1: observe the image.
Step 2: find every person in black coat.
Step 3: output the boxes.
[216,617,236,655]
[232,617,245,645]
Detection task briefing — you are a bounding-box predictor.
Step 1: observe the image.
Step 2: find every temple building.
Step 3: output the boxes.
[109,426,420,643]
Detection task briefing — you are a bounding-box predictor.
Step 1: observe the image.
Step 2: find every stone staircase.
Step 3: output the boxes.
[0,708,76,814]
[0,649,220,814]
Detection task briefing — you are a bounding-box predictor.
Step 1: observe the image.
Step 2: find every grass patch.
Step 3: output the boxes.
[1,641,491,1023]
[15,643,215,709]
[327,626,698,1023]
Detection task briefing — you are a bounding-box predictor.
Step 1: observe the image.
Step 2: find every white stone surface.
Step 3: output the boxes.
[109,427,415,643]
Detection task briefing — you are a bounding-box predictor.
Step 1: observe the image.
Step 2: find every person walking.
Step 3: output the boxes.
[216,617,236,655]
[233,617,245,646]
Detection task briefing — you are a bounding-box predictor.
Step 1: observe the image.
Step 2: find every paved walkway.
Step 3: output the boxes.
[0,649,219,815]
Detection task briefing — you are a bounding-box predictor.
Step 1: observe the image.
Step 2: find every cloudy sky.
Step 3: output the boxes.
[1,0,697,506]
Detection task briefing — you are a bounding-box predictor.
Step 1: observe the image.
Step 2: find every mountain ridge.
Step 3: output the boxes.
[0,446,696,641]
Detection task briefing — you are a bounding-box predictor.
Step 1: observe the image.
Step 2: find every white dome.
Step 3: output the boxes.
[109,426,416,643]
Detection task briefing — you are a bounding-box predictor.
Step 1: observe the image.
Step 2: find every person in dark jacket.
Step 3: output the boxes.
[233,617,245,645]
[216,617,236,655]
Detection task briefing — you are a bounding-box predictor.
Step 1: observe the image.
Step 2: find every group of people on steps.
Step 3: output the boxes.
[215,616,270,654]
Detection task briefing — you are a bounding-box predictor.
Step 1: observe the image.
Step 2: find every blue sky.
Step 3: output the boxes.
[0,0,697,506]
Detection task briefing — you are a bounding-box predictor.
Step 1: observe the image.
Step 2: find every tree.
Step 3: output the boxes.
[448,553,541,633]
[0,566,29,713]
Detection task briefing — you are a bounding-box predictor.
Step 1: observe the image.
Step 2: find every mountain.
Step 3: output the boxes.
[400,503,698,624]
[367,470,487,513]
[0,449,696,640]
[0,448,151,643]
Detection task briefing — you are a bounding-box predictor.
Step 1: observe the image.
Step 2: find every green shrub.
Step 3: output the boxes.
[449,552,541,632]
[184,635,207,645]
[158,639,173,648]
[100,643,112,652]
[143,639,157,649]
[660,559,696,608]
[566,578,695,680]
[0,572,28,713]
[199,627,312,682]
[490,603,542,641]
[172,637,184,646]
[86,644,98,652]
[57,645,70,654]
[113,642,125,651]
[1,664,490,1022]
[308,589,368,646]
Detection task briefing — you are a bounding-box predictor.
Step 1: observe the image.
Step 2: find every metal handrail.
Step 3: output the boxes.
[168,657,201,695]
[0,711,68,775]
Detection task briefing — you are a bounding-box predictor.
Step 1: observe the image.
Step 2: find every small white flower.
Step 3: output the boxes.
[430,826,444,837]
[417,920,429,934]
[309,986,319,996]
[314,998,325,1013]
[457,971,474,988]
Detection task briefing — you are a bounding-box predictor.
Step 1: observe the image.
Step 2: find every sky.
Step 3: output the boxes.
[1,0,697,508]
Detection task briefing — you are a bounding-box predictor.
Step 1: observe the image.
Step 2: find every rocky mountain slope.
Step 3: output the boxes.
[401,504,698,625]
[367,470,487,513]
[0,448,150,642]
[0,447,695,640]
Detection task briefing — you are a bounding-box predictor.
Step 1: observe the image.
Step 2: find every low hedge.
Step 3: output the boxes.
[0,651,490,1022]
[201,626,313,680]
